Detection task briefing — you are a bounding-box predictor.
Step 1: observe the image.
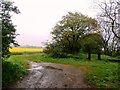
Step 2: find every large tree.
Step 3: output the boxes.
[51,12,99,54]
[97,0,120,55]
[0,0,20,57]
[97,15,112,55]
[82,33,104,60]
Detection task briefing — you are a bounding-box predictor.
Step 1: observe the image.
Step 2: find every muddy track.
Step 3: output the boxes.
[7,61,92,88]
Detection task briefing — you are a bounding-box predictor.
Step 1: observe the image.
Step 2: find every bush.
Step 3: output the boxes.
[67,54,73,58]
[49,51,67,58]
[2,61,28,86]
[44,43,68,58]
[43,48,49,54]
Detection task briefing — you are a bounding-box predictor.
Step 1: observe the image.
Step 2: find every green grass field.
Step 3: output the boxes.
[3,53,119,88]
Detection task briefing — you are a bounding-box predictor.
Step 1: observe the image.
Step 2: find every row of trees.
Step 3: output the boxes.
[45,0,120,60]
[45,12,104,60]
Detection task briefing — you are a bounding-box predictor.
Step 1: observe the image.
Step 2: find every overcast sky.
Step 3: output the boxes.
[10,0,100,47]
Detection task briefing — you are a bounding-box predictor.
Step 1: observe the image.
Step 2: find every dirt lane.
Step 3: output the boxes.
[7,61,91,88]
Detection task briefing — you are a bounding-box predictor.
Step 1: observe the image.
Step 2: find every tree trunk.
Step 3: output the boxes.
[88,52,91,60]
[104,47,109,55]
[98,52,101,60]
[104,43,109,55]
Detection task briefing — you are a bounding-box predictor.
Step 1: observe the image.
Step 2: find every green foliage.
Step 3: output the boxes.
[1,0,20,57]
[49,52,67,58]
[46,12,99,55]
[2,54,30,86]
[44,41,67,58]
[82,33,104,53]
[116,56,120,59]
[2,60,27,86]
[81,33,104,60]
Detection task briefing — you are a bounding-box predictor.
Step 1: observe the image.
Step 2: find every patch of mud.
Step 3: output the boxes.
[6,61,92,88]
[43,66,63,71]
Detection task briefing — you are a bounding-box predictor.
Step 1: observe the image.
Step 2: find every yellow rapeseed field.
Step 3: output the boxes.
[9,47,43,52]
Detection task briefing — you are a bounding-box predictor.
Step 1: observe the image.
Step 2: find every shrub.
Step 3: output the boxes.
[2,60,28,86]
[44,42,68,58]
[67,54,73,58]
[49,51,67,58]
